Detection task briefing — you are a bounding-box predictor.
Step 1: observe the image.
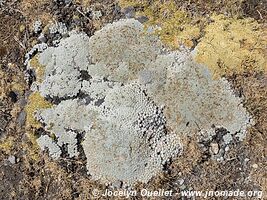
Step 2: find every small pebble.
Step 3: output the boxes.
[137,16,149,23]
[112,180,122,188]
[210,142,219,155]
[180,185,186,190]
[178,178,184,185]
[19,24,26,33]
[17,111,26,126]
[122,6,135,18]
[38,33,47,43]
[8,155,16,164]
[252,164,258,169]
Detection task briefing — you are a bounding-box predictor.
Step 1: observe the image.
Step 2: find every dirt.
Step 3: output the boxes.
[0,0,266,199]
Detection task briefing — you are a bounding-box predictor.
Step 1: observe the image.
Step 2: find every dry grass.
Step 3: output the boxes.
[19,0,53,25]
[230,71,267,197]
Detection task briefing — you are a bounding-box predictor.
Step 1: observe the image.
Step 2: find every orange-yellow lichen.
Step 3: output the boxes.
[195,15,267,79]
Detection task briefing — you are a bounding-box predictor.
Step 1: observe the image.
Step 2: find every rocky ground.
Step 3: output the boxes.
[0,0,266,199]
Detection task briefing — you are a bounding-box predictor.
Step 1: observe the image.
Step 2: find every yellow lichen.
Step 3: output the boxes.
[11,82,25,95]
[119,0,200,49]
[119,0,148,8]
[29,55,45,83]
[25,92,52,160]
[195,15,267,78]
[25,129,41,160]
[175,25,201,48]
[143,2,190,48]
[0,137,14,154]
[25,92,52,129]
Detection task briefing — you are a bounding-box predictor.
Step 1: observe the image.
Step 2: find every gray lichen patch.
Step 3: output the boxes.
[83,83,182,184]
[36,99,93,157]
[27,19,253,186]
[36,135,61,159]
[88,19,162,82]
[37,32,91,99]
[149,50,252,139]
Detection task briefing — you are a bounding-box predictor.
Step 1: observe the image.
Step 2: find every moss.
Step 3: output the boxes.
[195,15,267,79]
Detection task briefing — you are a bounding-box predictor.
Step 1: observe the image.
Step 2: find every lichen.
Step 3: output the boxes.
[27,19,253,186]
[119,0,201,49]
[36,135,61,159]
[25,92,52,129]
[37,32,90,98]
[88,18,161,82]
[143,2,189,48]
[29,55,46,83]
[174,25,201,48]
[83,83,182,184]
[36,99,93,157]
[119,0,148,8]
[194,15,267,79]
[0,137,14,154]
[24,92,53,160]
